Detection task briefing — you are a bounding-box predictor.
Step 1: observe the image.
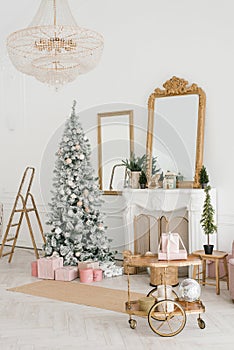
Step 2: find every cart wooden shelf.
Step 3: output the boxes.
[124,254,206,337]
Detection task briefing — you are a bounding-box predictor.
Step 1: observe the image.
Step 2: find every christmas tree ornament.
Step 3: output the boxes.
[67,181,75,187]
[79,154,85,160]
[67,209,74,217]
[75,144,80,150]
[77,201,82,207]
[65,158,72,164]
[83,189,89,197]
[55,227,62,234]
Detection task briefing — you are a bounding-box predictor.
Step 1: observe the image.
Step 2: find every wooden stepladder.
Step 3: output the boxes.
[0,167,45,262]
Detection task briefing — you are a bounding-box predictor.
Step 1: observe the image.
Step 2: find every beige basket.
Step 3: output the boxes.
[150,266,178,286]
[139,296,155,312]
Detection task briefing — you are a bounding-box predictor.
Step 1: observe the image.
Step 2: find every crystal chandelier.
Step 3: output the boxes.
[6,0,104,88]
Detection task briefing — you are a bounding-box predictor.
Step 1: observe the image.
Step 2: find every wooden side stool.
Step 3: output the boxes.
[192,250,229,295]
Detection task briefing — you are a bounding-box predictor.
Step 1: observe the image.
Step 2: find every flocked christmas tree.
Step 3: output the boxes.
[43,101,115,265]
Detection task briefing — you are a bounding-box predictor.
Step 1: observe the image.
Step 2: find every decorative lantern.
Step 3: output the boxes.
[163,171,177,189]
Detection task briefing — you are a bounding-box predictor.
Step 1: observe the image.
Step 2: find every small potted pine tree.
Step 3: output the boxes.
[199,165,209,189]
[200,185,217,254]
[139,170,147,189]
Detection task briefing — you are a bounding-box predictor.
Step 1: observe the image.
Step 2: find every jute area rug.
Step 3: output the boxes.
[8,280,144,314]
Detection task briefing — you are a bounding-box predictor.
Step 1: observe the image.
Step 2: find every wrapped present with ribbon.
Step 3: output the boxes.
[78,260,99,277]
[78,261,99,270]
[55,266,78,281]
[31,261,38,277]
[37,256,63,279]
[158,232,187,260]
[161,232,179,254]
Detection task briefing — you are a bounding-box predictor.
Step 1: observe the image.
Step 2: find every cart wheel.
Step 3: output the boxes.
[197,318,206,329]
[129,319,137,329]
[148,299,186,337]
[147,287,158,297]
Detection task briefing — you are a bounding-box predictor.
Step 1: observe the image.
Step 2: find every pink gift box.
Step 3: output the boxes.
[55,266,78,281]
[79,268,93,283]
[93,269,103,282]
[78,261,99,270]
[78,261,99,276]
[37,257,63,279]
[31,261,38,277]
[158,250,187,260]
[161,233,179,253]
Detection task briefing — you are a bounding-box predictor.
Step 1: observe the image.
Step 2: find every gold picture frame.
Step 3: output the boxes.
[97,110,134,195]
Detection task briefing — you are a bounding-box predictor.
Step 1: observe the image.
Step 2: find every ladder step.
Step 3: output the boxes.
[6,237,15,242]
[2,252,12,257]
[11,223,19,227]
[15,208,35,213]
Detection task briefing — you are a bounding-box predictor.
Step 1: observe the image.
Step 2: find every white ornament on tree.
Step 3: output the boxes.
[83,189,89,197]
[55,227,62,234]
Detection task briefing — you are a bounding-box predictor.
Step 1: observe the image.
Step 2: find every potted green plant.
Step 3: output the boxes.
[122,153,146,172]
[122,153,146,188]
[199,165,209,189]
[139,171,147,189]
[200,185,217,254]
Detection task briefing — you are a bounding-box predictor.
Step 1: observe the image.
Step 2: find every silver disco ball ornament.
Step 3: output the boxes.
[179,278,201,302]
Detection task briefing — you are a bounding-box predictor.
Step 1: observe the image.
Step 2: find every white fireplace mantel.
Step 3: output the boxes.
[122,188,217,254]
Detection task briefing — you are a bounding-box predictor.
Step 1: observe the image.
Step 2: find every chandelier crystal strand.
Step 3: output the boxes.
[6,0,104,88]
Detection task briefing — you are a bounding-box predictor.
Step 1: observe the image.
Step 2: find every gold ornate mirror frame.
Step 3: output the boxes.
[146,76,206,188]
[98,110,134,195]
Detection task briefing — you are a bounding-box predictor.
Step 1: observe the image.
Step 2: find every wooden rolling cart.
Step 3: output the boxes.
[124,254,206,337]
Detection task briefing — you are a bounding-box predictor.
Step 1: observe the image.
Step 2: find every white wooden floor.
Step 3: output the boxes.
[0,248,233,350]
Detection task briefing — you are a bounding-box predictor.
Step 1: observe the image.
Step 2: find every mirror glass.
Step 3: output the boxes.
[146,77,206,187]
[153,95,198,180]
[98,110,134,194]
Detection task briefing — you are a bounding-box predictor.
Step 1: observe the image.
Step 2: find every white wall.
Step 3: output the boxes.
[0,0,234,252]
